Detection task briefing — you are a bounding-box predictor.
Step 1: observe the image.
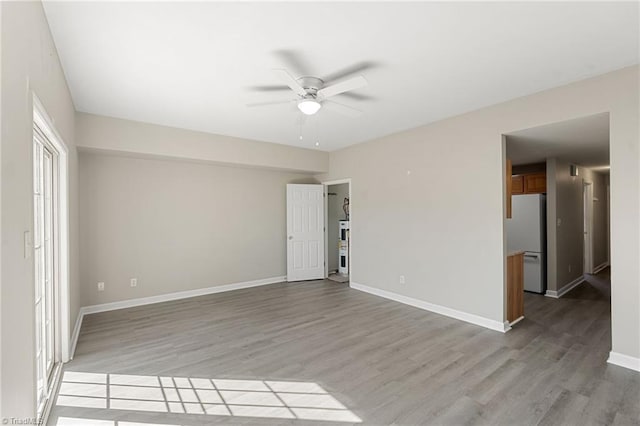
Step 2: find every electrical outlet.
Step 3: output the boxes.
[568,265,572,273]
[97,282,105,291]
[130,278,137,287]
[399,275,405,284]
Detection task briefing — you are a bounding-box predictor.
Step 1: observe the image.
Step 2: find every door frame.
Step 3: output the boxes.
[321,179,352,280]
[583,181,594,274]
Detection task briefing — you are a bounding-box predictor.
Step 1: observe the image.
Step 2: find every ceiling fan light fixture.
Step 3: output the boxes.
[298,99,321,115]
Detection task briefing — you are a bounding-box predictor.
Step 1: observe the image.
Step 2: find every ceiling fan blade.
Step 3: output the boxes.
[273,50,311,76]
[322,61,379,84]
[248,85,291,92]
[317,76,368,99]
[273,69,307,97]
[246,99,295,108]
[339,92,377,101]
[323,100,363,118]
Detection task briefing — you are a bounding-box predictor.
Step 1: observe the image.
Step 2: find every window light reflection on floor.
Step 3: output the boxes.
[56,419,178,426]
[56,371,362,423]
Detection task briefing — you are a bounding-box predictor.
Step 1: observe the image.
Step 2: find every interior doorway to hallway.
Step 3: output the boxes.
[503,112,610,327]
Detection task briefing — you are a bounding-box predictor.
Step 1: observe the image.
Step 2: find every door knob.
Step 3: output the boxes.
[288,236,293,240]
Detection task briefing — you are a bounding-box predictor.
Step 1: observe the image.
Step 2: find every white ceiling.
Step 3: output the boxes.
[506,113,610,168]
[43,2,639,152]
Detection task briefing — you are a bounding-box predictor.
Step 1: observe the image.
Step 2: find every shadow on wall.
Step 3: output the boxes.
[289,177,321,185]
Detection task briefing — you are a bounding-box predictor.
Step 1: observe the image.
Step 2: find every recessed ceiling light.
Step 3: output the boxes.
[298,99,321,115]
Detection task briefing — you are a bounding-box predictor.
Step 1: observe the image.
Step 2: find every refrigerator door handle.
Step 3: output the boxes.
[523,252,544,293]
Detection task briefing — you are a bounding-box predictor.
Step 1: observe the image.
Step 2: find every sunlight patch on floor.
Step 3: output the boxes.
[57,419,178,426]
[55,371,362,423]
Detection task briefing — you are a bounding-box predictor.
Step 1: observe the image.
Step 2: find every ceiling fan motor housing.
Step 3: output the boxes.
[297,76,324,98]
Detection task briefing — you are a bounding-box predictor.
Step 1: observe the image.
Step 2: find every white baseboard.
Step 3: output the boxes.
[545,276,585,298]
[592,262,610,275]
[608,351,640,372]
[82,276,286,315]
[69,309,84,360]
[69,276,286,358]
[350,282,509,333]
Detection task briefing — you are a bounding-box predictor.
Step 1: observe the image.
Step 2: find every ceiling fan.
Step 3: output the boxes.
[247,68,369,117]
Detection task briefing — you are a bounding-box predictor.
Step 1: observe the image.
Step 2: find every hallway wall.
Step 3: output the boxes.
[585,170,609,269]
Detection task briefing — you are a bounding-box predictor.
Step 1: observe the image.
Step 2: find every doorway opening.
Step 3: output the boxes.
[322,179,351,284]
[503,112,610,331]
[32,96,70,420]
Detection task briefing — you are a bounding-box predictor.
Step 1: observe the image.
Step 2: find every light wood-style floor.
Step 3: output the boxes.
[49,268,639,425]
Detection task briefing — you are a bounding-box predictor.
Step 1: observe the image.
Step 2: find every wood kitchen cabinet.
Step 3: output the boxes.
[507,163,546,218]
[511,171,546,195]
[511,175,524,195]
[507,252,524,324]
[524,172,546,194]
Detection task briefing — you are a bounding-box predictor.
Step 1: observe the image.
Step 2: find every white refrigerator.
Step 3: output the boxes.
[507,194,547,293]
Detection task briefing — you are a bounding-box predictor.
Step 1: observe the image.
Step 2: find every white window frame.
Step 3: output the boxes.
[32,94,70,419]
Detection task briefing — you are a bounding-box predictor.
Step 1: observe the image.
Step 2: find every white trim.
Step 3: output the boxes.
[592,262,610,275]
[32,94,71,421]
[544,276,585,298]
[83,276,285,315]
[607,351,640,372]
[323,185,329,278]
[39,363,62,425]
[350,282,509,333]
[69,310,84,360]
[322,178,352,186]
[69,276,285,358]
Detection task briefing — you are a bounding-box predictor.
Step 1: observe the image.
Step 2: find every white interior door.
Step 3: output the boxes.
[287,184,325,282]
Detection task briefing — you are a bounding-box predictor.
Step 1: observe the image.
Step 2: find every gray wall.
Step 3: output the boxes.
[327,183,349,272]
[76,112,329,174]
[546,158,558,292]
[318,66,639,360]
[549,157,586,290]
[0,1,79,417]
[79,152,314,306]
